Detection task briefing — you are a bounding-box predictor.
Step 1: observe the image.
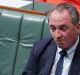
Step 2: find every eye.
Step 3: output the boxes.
[59,26,68,31]
[49,25,56,32]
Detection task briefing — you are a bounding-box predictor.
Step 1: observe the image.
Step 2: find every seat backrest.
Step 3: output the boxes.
[13,13,47,75]
[0,8,51,75]
[0,9,22,75]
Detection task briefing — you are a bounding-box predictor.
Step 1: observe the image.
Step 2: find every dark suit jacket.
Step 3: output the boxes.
[22,38,80,75]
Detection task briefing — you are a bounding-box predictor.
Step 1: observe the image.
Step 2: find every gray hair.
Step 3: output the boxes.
[48,3,80,25]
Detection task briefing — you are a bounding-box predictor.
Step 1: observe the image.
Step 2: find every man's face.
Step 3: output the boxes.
[48,9,80,49]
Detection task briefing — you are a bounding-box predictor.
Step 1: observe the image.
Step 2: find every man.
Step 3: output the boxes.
[22,3,80,75]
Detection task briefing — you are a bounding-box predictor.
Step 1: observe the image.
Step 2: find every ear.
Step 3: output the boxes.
[76,24,80,33]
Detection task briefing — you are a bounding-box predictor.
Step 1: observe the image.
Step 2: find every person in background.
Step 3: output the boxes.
[22,3,80,75]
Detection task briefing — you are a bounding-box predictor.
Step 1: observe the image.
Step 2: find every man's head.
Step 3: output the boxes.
[48,3,80,49]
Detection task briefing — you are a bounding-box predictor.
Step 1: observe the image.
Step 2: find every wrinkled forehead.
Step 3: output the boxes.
[49,9,71,21]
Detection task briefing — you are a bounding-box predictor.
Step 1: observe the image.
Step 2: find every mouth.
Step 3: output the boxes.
[56,42,62,45]
[55,40,66,48]
[55,41,64,45]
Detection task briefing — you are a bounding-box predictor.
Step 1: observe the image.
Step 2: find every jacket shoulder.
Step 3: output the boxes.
[32,38,54,57]
[34,38,53,49]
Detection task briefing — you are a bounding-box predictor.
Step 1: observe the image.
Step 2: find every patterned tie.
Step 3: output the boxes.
[55,50,67,75]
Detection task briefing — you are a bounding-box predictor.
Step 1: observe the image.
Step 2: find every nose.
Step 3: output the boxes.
[54,30,62,39]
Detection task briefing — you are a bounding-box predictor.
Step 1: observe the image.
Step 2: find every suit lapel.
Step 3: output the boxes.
[68,39,80,75]
[40,40,57,75]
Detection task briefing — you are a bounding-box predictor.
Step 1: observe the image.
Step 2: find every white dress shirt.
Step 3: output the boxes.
[50,36,79,75]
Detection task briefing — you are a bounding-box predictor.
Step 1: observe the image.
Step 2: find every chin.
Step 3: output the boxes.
[57,45,67,49]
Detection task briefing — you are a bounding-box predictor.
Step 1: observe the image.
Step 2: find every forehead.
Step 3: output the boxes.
[49,9,71,24]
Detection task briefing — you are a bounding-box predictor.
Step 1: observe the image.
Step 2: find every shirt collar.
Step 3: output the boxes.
[57,35,79,59]
[67,35,79,59]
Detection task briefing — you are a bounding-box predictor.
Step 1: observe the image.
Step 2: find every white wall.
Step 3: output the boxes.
[0,0,32,8]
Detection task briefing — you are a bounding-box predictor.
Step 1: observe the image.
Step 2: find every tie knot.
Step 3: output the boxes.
[59,50,67,57]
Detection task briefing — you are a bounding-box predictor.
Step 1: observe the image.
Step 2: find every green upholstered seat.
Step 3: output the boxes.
[0,8,51,75]
[21,2,55,13]
[13,13,46,75]
[0,10,22,75]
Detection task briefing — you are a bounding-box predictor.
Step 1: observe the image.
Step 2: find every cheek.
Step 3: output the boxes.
[63,30,77,44]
